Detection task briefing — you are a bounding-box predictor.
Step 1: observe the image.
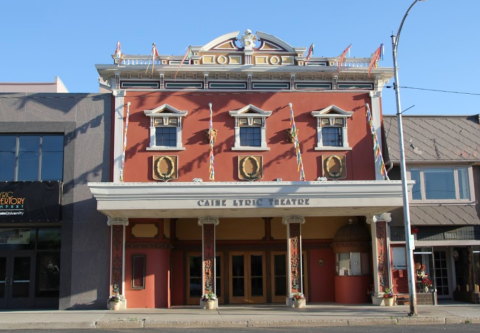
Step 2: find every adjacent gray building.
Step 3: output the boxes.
[0,92,111,309]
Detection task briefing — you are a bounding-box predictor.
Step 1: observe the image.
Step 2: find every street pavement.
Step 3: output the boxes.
[0,302,479,330]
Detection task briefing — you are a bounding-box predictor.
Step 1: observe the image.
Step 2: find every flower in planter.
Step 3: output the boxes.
[422,278,433,288]
[108,295,120,304]
[201,291,217,302]
[383,287,394,299]
[291,292,306,301]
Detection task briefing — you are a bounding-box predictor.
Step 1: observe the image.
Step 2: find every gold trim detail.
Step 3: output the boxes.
[241,156,260,181]
[155,156,175,181]
[325,155,343,179]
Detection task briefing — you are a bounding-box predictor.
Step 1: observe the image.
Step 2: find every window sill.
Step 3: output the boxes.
[314,147,352,151]
[146,147,186,151]
[232,147,270,151]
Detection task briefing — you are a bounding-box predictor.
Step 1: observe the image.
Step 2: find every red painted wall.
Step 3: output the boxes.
[125,248,170,308]
[170,250,185,306]
[335,276,371,304]
[308,248,336,302]
[120,91,376,182]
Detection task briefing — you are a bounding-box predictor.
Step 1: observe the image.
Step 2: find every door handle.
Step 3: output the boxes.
[5,277,12,286]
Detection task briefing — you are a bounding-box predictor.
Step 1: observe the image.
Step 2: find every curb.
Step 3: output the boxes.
[0,317,479,330]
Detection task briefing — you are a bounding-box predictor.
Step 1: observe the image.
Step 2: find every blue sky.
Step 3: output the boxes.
[1,0,478,115]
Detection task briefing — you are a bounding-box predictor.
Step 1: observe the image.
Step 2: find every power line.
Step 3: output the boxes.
[386,85,480,96]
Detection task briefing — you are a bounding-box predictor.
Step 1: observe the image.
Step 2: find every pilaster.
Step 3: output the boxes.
[108,217,128,309]
[368,213,392,297]
[198,217,219,301]
[282,215,305,306]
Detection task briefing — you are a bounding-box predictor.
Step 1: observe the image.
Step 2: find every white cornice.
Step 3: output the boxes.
[88,181,412,219]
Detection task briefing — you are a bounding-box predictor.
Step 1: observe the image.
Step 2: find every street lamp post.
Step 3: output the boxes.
[391,0,426,317]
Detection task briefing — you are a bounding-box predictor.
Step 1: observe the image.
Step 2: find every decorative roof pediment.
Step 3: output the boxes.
[311,105,353,117]
[256,31,295,53]
[201,31,241,51]
[144,104,188,117]
[229,104,272,117]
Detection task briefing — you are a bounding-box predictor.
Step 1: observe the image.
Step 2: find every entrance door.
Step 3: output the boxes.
[434,250,451,298]
[229,252,266,304]
[0,252,35,309]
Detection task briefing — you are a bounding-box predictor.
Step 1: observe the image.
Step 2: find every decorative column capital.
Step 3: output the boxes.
[198,216,219,226]
[282,215,305,225]
[107,217,129,226]
[367,213,392,224]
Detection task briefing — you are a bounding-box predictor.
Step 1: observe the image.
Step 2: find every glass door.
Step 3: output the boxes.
[434,250,451,298]
[0,253,7,309]
[229,252,266,304]
[0,251,35,309]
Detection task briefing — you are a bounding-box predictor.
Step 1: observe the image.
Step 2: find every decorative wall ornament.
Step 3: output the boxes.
[322,154,347,179]
[285,128,298,143]
[203,129,218,144]
[153,155,178,181]
[238,155,262,181]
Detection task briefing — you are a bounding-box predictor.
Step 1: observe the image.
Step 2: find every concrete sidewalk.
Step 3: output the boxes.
[0,303,479,330]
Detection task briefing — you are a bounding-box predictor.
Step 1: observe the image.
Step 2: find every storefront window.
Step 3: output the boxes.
[0,229,35,250]
[35,252,60,298]
[37,229,61,250]
[414,248,435,293]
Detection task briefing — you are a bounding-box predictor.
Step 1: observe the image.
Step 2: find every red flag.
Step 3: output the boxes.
[152,43,159,59]
[337,44,351,72]
[368,44,383,77]
[304,43,314,62]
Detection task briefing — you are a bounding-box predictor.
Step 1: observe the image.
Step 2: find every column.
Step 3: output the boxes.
[198,217,219,308]
[282,215,305,307]
[108,217,129,309]
[369,213,391,302]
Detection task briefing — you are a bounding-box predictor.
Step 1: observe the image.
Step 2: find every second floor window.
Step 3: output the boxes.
[410,167,472,202]
[240,126,261,147]
[155,127,177,147]
[322,126,343,147]
[0,134,64,181]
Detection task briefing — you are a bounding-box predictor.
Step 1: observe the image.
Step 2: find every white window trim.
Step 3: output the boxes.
[229,104,272,151]
[408,165,475,204]
[311,105,353,151]
[144,104,188,151]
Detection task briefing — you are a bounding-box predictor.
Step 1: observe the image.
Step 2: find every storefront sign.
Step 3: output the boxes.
[197,198,310,207]
[0,182,61,222]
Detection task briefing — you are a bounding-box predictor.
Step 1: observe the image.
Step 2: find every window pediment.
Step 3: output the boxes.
[229,104,272,117]
[144,104,188,118]
[311,105,353,117]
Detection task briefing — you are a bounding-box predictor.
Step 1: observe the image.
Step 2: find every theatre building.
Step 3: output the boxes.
[89,30,410,308]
